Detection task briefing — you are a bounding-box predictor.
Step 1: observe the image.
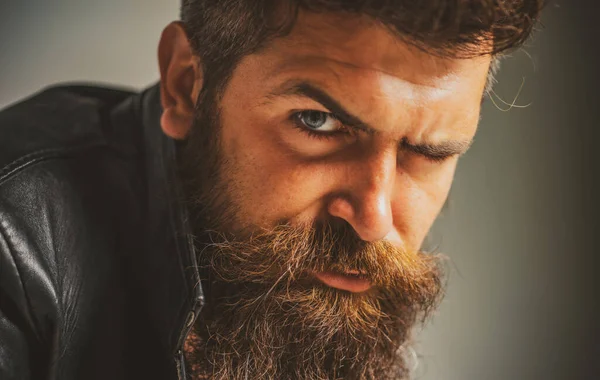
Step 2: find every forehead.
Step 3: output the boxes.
[230,11,491,140]
[264,11,490,87]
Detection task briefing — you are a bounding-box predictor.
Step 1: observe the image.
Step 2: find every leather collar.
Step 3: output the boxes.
[111,84,204,371]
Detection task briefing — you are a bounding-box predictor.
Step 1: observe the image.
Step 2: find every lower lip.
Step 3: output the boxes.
[313,271,372,293]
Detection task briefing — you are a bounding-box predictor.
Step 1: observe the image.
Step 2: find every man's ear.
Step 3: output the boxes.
[158,22,203,140]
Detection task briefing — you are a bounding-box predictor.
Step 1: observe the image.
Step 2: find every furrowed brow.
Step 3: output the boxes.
[267,80,375,134]
[268,80,474,156]
[401,138,473,157]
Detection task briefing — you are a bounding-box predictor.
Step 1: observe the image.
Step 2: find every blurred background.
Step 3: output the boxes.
[0,1,597,379]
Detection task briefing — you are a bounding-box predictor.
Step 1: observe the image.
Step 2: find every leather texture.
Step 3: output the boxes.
[0,84,203,380]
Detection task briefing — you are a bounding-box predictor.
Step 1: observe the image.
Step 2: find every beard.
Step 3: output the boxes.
[177,87,444,380]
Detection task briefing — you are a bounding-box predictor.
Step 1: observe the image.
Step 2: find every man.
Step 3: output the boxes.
[0,1,544,379]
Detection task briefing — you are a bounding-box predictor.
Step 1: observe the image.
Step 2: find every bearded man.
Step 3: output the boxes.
[0,1,544,379]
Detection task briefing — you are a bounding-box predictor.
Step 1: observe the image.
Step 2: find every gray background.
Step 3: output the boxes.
[1,1,598,379]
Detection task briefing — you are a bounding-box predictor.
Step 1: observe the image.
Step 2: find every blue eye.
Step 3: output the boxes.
[295,111,341,132]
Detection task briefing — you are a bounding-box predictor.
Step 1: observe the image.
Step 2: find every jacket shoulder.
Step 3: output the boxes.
[0,86,145,379]
[0,84,135,184]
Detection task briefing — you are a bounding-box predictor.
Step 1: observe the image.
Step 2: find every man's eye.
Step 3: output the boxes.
[294,110,342,133]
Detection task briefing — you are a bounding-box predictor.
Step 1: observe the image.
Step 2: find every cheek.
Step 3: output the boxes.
[392,160,458,248]
[219,113,333,227]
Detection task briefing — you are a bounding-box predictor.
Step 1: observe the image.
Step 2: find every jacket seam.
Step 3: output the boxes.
[0,143,104,186]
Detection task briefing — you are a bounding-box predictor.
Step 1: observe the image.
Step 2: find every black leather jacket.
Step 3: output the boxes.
[0,84,204,380]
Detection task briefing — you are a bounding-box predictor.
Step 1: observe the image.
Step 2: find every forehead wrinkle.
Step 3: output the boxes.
[377,71,460,107]
[269,22,469,88]
[270,53,455,93]
[268,54,464,118]
[262,8,491,102]
[265,54,464,121]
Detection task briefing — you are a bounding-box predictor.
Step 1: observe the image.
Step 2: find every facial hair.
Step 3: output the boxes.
[177,87,444,380]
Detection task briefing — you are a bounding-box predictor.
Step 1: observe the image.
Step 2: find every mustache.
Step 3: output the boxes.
[198,221,443,306]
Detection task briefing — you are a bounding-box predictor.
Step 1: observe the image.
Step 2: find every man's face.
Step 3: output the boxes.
[197,12,488,248]
[173,10,490,380]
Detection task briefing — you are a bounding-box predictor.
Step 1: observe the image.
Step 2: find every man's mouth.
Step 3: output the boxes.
[313,270,372,293]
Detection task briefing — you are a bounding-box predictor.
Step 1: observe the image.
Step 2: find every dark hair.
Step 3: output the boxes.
[181,0,545,95]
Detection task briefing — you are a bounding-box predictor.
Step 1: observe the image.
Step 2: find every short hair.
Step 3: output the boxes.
[180,0,545,96]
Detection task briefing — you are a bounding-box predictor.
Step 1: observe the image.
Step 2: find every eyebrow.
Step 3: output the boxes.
[268,80,474,157]
[401,138,473,158]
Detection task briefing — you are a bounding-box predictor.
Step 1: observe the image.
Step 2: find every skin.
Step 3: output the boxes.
[158,11,491,258]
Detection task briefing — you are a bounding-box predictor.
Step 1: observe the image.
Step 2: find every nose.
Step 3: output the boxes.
[327,150,396,242]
